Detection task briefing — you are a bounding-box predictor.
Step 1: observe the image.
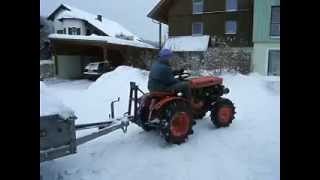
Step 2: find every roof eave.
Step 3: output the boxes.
[47,4,70,21]
[147,0,170,24]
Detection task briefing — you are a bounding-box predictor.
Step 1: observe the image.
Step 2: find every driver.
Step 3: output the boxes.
[148,48,192,101]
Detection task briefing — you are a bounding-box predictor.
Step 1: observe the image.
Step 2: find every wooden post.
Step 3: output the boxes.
[102,46,108,61]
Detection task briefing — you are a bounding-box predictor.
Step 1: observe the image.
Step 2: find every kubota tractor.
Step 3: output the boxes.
[127,70,235,144]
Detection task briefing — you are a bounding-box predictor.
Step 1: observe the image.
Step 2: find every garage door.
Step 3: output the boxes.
[56,55,82,79]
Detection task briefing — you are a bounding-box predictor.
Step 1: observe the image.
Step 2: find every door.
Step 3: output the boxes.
[268,50,280,76]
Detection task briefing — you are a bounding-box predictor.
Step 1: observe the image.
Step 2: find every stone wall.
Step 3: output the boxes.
[126,48,159,70]
[40,60,55,80]
[169,46,252,75]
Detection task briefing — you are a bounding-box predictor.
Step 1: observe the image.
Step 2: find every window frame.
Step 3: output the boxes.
[57,30,64,34]
[270,6,280,38]
[192,0,204,14]
[226,0,238,12]
[225,20,237,34]
[68,27,81,35]
[192,22,204,35]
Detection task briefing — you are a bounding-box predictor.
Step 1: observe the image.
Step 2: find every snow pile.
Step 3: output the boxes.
[61,66,149,124]
[40,81,74,118]
[41,69,279,180]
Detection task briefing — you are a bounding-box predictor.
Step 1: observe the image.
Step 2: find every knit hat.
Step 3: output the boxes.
[158,48,173,63]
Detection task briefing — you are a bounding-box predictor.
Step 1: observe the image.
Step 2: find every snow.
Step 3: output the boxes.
[40,60,54,65]
[57,4,141,42]
[40,81,75,119]
[163,35,210,52]
[40,66,279,180]
[49,34,156,49]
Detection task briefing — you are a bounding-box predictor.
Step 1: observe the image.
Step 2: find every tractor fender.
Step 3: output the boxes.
[152,97,189,112]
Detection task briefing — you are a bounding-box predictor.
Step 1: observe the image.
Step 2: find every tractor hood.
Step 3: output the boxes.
[189,76,223,88]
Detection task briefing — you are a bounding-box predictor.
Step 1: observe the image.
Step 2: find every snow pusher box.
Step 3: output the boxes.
[40,98,129,163]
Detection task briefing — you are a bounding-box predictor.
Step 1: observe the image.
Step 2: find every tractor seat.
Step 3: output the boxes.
[148,91,176,98]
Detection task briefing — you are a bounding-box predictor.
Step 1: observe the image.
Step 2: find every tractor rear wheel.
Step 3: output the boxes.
[160,100,193,144]
[210,98,235,128]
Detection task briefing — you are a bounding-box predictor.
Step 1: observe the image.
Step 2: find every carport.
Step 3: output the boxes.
[49,34,157,79]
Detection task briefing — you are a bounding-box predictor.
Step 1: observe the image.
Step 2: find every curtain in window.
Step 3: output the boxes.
[226,0,237,11]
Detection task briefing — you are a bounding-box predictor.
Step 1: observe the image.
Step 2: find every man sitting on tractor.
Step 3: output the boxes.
[148,48,203,109]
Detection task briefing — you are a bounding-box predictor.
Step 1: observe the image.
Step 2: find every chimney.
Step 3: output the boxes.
[97,15,102,22]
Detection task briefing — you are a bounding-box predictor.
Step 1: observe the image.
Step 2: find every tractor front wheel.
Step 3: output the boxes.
[161,100,193,144]
[210,98,235,128]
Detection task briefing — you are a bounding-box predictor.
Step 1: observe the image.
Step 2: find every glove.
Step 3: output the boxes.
[173,68,184,75]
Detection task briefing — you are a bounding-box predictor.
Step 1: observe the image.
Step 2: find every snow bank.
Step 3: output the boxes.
[40,81,75,118]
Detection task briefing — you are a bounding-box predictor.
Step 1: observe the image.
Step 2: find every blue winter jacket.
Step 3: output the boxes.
[148,60,179,91]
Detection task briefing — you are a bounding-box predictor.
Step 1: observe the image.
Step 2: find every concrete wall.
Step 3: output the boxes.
[251,42,280,75]
[55,55,82,79]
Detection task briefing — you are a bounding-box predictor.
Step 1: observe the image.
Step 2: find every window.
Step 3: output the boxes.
[193,0,204,14]
[68,27,81,35]
[270,6,280,37]
[57,28,66,34]
[268,50,280,76]
[226,0,238,11]
[225,21,237,34]
[192,22,203,35]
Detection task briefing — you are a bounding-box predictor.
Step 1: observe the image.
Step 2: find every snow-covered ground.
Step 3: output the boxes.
[40,66,280,180]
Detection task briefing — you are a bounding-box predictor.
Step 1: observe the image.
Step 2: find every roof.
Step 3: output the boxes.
[47,4,142,41]
[163,35,211,52]
[48,34,157,50]
[147,0,172,24]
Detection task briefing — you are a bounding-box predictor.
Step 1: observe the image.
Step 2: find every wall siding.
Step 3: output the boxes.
[167,0,253,47]
[252,0,280,43]
[251,42,280,75]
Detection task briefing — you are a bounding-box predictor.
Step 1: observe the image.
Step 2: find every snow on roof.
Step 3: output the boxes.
[49,34,157,49]
[55,4,141,41]
[163,35,210,52]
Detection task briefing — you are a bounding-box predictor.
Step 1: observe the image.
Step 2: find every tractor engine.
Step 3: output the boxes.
[189,76,229,103]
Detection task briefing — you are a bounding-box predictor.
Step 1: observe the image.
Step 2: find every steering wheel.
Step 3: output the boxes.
[175,71,191,81]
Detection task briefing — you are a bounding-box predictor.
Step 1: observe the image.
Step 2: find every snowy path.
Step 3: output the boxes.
[40,67,279,180]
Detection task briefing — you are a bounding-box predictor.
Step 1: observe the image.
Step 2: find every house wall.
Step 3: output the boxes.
[252,0,280,76]
[53,9,87,35]
[251,42,279,75]
[167,0,254,47]
[252,0,280,43]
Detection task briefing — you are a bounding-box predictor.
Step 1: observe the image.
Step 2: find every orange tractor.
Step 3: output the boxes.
[128,71,235,144]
